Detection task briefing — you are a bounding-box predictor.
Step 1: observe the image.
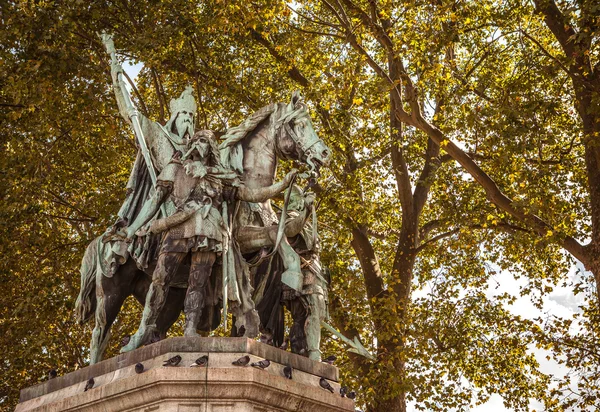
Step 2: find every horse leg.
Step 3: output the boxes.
[132,272,184,340]
[285,295,309,356]
[305,292,325,361]
[122,252,186,352]
[89,261,136,364]
[183,251,216,337]
[155,287,185,339]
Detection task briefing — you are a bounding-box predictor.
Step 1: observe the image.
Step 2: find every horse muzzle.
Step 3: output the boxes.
[305,142,331,176]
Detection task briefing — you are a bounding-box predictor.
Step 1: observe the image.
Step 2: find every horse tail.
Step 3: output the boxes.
[75,238,99,324]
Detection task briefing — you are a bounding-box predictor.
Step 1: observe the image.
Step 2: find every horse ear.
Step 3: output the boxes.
[290,90,303,108]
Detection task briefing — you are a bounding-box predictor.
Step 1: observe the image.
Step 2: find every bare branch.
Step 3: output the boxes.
[249,28,309,87]
[415,222,533,253]
[520,29,574,78]
[286,4,342,30]
[285,21,345,39]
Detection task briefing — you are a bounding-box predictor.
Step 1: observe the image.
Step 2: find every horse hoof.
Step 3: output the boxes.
[120,335,141,353]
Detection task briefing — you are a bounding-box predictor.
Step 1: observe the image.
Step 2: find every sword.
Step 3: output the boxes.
[101,32,166,217]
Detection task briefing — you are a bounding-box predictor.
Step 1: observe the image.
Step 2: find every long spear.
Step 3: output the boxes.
[100,33,166,217]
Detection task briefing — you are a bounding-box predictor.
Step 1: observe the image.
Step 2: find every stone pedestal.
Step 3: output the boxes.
[16,337,354,412]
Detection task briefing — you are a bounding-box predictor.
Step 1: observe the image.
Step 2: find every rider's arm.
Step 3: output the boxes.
[125,183,171,238]
[236,169,297,203]
[124,163,176,238]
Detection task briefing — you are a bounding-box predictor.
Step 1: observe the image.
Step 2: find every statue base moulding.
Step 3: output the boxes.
[16,337,353,412]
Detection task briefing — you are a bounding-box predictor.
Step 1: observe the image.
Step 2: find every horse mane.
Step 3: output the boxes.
[219,103,279,174]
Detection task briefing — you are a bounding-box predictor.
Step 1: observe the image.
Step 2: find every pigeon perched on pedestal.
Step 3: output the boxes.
[190,355,208,367]
[84,377,94,392]
[283,365,293,379]
[48,369,57,380]
[322,355,336,365]
[163,355,182,367]
[259,334,273,345]
[251,359,270,370]
[135,363,144,374]
[340,386,347,397]
[347,391,356,400]
[120,335,131,347]
[232,355,250,366]
[149,331,161,344]
[319,377,334,393]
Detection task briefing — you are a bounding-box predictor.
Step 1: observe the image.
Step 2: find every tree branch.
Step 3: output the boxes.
[413,137,441,217]
[519,29,574,78]
[286,4,342,30]
[249,28,309,87]
[338,0,394,53]
[415,222,534,253]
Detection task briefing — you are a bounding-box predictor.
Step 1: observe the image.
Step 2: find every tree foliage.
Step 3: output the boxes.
[1,1,598,411]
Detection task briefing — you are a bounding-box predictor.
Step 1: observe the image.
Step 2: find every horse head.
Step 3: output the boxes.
[276,91,331,175]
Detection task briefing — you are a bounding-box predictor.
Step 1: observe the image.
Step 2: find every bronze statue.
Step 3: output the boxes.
[75,34,331,363]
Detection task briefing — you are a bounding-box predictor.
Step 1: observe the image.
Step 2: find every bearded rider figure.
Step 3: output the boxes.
[120,130,297,351]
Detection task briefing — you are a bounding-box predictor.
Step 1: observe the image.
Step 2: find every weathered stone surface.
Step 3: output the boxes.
[17,337,351,412]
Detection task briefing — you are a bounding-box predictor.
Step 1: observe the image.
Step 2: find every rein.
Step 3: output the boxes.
[248,173,297,268]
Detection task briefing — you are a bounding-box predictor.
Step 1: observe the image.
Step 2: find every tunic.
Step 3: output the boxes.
[155,159,226,254]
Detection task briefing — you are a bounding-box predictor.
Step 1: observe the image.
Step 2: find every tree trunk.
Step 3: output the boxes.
[368,391,407,412]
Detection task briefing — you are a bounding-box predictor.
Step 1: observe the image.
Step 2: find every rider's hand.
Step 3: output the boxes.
[304,192,316,206]
[283,168,298,185]
[135,227,148,237]
[183,201,202,212]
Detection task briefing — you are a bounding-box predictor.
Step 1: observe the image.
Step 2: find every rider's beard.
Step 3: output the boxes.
[176,116,193,139]
[194,143,209,160]
[182,124,193,139]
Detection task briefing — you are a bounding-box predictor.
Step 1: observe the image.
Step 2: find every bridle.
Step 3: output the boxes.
[277,106,324,174]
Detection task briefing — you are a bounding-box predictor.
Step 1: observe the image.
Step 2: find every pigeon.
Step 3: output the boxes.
[319,377,334,393]
[149,332,161,344]
[259,334,273,345]
[163,355,182,367]
[251,359,270,370]
[347,391,356,400]
[232,355,250,366]
[279,338,290,351]
[84,377,94,392]
[48,369,57,380]
[190,355,208,367]
[134,363,144,374]
[121,335,131,347]
[340,386,347,398]
[322,355,336,365]
[283,365,293,380]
